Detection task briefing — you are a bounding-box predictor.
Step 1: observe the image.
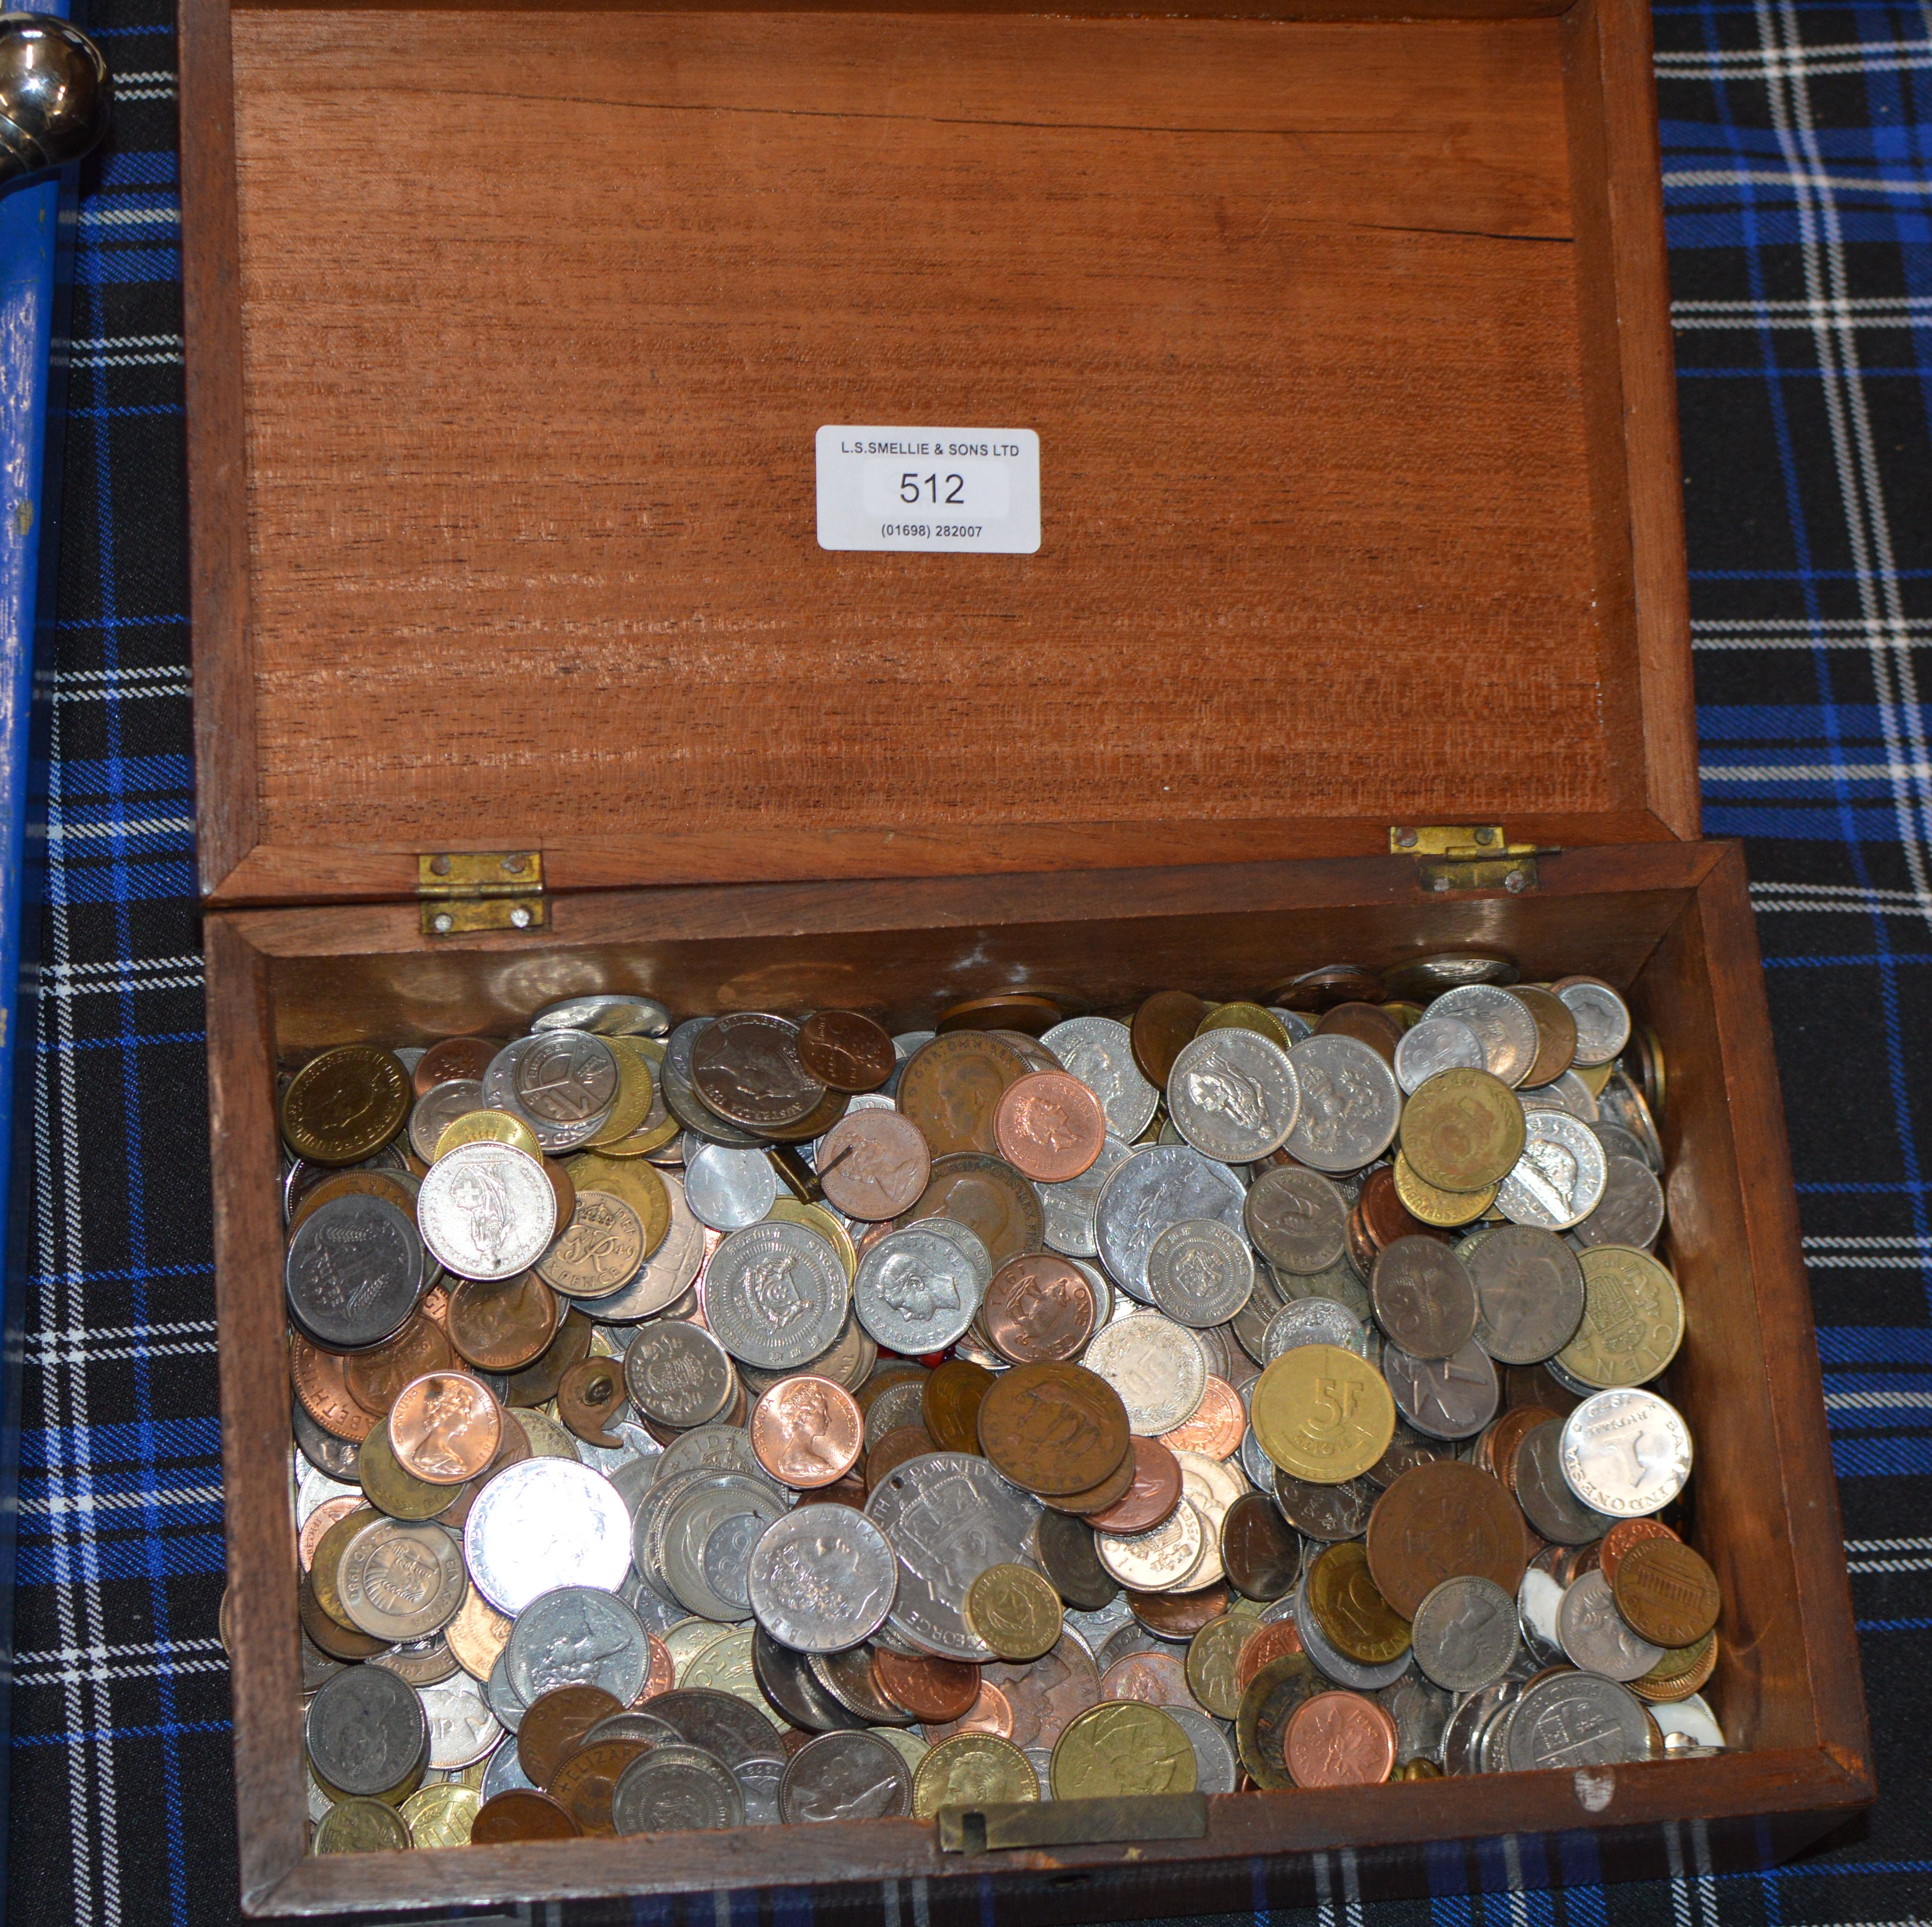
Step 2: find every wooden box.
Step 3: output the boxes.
[179,0,1875,1912]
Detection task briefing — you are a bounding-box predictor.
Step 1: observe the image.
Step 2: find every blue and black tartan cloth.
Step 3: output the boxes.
[11,0,1932,1920]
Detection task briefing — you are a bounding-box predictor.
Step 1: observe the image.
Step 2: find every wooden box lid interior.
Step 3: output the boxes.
[187,0,1696,904]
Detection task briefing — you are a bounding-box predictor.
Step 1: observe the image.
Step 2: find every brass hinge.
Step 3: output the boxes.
[416,852,547,935]
[1389,825,1550,895]
[938,1793,1208,1854]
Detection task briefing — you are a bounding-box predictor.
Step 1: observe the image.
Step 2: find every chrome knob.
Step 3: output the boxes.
[0,12,108,186]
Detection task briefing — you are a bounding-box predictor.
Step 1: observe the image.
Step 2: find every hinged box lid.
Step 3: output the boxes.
[182,0,1696,908]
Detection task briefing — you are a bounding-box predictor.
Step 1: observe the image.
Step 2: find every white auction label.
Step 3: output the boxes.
[816,427,1040,554]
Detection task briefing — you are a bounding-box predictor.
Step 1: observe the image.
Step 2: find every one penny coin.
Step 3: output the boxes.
[922,1680,1014,1743]
[922,1360,996,1454]
[634,1632,676,1704]
[1156,1377,1246,1460]
[1083,1436,1183,1533]
[1272,965,1385,1013]
[983,1254,1097,1364]
[1219,1489,1302,1602]
[977,1363,1131,1498]
[1236,1618,1306,1691]
[1316,1002,1403,1067]
[1365,1461,1530,1619]
[902,1153,1044,1269]
[1131,992,1208,1088]
[289,1332,378,1444]
[1598,1517,1680,1584]
[555,1355,627,1448]
[993,1072,1106,1183]
[864,1423,938,1491]
[1510,986,1579,1089]
[797,1010,897,1093]
[548,1738,648,1836]
[470,1789,583,1842]
[518,1685,625,1788]
[1128,1581,1229,1641]
[936,994,1064,1038]
[413,1037,497,1097]
[872,1648,981,1724]
[898,1033,1029,1158]
[1283,1691,1397,1787]
[388,1373,502,1485]
[343,1313,454,1418]
[444,1271,560,1374]
[1040,1440,1137,1518]
[815,1111,931,1222]
[1357,1165,1435,1251]
[750,1374,864,1489]
[1612,1537,1721,1647]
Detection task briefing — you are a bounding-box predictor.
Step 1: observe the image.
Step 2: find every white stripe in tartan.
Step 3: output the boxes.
[1704,761,1932,781]
[20,1488,222,1515]
[1807,1237,1932,1249]
[46,684,190,703]
[75,208,177,228]
[1692,617,1932,646]
[1666,168,1932,194]
[1825,1390,1932,1408]
[27,1339,219,1363]
[1655,38,1932,72]
[17,1657,230,1690]
[42,818,194,840]
[1675,295,1932,325]
[1751,881,1932,914]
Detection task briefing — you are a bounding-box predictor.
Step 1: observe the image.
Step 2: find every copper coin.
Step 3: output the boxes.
[1129,1582,1228,1640]
[287,1167,420,1236]
[976,1362,1131,1497]
[1131,992,1208,1088]
[288,1332,377,1444]
[556,1355,628,1448]
[898,1033,1030,1157]
[1486,1404,1560,1495]
[471,1789,584,1842]
[1612,1537,1720,1647]
[1271,965,1386,1013]
[434,1421,531,1532]
[1236,1618,1305,1691]
[818,1472,870,1511]
[936,994,1064,1038]
[298,1494,362,1572]
[298,1572,387,1661]
[1039,1441,1138,1517]
[1599,1518,1679,1584]
[1316,1002,1403,1067]
[797,1010,897,1093]
[1083,1436,1183,1534]
[1504,1361,1580,1416]
[750,1374,864,1489]
[871,1648,981,1723]
[923,1680,1015,1742]
[985,1633,1103,1750]
[691,1014,825,1131]
[546,1738,647,1836]
[388,1372,503,1485]
[1283,1691,1397,1786]
[901,1153,1044,1269]
[983,1253,1097,1364]
[1099,1649,1191,1708]
[865,1423,937,1491]
[1220,1489,1302,1601]
[1358,1165,1441,1252]
[634,1633,676,1704]
[413,1036,497,1097]
[342,1313,454,1418]
[1157,1377,1246,1459]
[505,1306,594,1405]
[992,1072,1106,1183]
[1510,986,1579,1088]
[1365,1461,1529,1619]
[518,1684,625,1787]
[816,1110,931,1221]
[922,1361,996,1454]
[444,1271,560,1374]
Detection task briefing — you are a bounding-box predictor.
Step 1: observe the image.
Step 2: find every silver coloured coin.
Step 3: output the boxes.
[1266,1007,1314,1043]
[659,1020,764,1147]
[683,1142,779,1232]
[1506,1672,1651,1770]
[304,1666,427,1797]
[1041,1017,1160,1141]
[417,1142,556,1282]
[1146,1218,1254,1327]
[1039,1133,1133,1259]
[854,1223,984,1353]
[1093,1146,1247,1303]
[1463,1225,1586,1365]
[1569,1156,1666,1252]
[480,1732,536,1800]
[337,1518,466,1642]
[1427,986,1539,1088]
[285,1195,423,1348]
[1650,1693,1725,1751]
[663,1476,788,1621]
[1515,1420,1618,1544]
[1559,1387,1692,1517]
[510,1028,619,1149]
[420,1670,503,1769]
[612,1743,745,1834]
[578,1175,704,1321]
[506,1584,649,1704]
[1394,1016,1484,1095]
[704,1221,850,1369]
[1556,981,1632,1066]
[736,1753,785,1823]
[655,1420,777,1489]
[483,1651,525,1732]
[462,1457,633,1614]
[296,1458,360,1530]
[1238,1423,1276,1491]
[861,1378,928,1451]
[1597,1068,1665,1171]
[1282,1035,1401,1172]
[865,1452,1043,1661]
[1382,1338,1499,1440]
[1497,1110,1607,1232]
[1271,1468,1376,1541]
[1410,1576,1518,1691]
[409,1079,485,1164]
[1161,1703,1239,1792]
[1440,1679,1517,1776]
[1264,1298,1367,1361]
[1083,1313,1209,1434]
[1243,1167,1348,1275]
[532,992,672,1038]
[778,1730,911,1822]
[623,1319,736,1428]
[1166,1031,1299,1163]
[900,1215,994,1298]
[1376,1673,1453,1767]
[747,1504,897,1651]
[1292,1580,1412,1690]
[1558,1567,1664,1680]
[1370,1237,1478,1361]
[1516,1552,1568,1665]
[1530,1069,1600,1123]
[1096,1498,1205,1593]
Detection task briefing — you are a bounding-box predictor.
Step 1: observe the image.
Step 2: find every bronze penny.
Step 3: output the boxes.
[1504,1361,1581,1416]
[1039,1439,1137,1517]
[1358,1167,1446,1252]
[518,1684,625,1788]
[936,994,1064,1038]
[1269,965,1386,1012]
[444,1271,560,1374]
[1220,1489,1302,1601]
[900,1152,1044,1269]
[471,1789,583,1842]
[1365,1461,1529,1619]
[1235,1617,1305,1691]
[1598,1517,1680,1584]
[871,1648,982,1724]
[389,1372,502,1485]
[983,1253,1097,1364]
[1131,992,1208,1087]
[898,1034,1031,1159]
[1486,1404,1560,1495]
[756,1083,850,1146]
[922,1680,1014,1742]
[298,1571,388,1661]
[1083,1435,1182,1533]
[817,1471,870,1511]
[546,1738,647,1836]
[288,1332,377,1444]
[634,1633,676,1704]
[986,1632,1103,1750]
[298,1494,363,1572]
[865,1423,938,1491]
[287,1167,418,1237]
[434,1421,531,1533]
[815,1110,931,1222]
[750,1374,864,1489]
[1284,1691,1396,1787]
[506,1307,595,1405]
[342,1313,454,1418]
[1316,1002,1403,1067]
[1157,1377,1246,1459]
[797,1010,897,1093]
[1235,1650,1321,1789]
[977,1362,1131,1498]
[922,1360,996,1454]
[992,1072,1106,1183]
[556,1354,628,1448]
[1128,1581,1228,1641]
[1509,986,1579,1089]
[413,1036,498,1098]
[541,1150,578,1232]
[1612,1537,1720,1647]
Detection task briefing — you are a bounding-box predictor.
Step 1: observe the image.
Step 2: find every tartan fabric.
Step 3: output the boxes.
[7,0,1931,1920]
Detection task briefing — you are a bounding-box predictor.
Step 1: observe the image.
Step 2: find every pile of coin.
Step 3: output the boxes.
[271,958,1723,1856]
